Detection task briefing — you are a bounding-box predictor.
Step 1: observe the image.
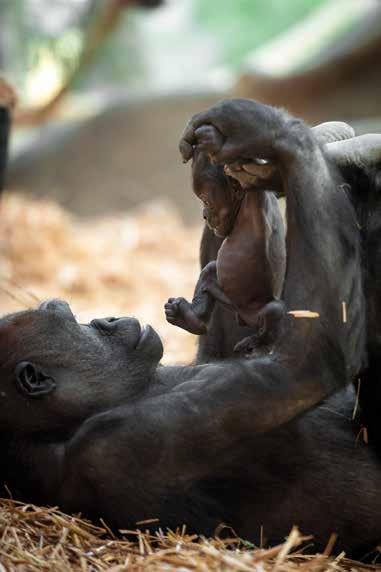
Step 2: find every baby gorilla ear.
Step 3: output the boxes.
[15,362,56,398]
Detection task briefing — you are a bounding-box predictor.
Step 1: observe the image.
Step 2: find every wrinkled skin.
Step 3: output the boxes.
[1,100,380,557]
[165,147,286,352]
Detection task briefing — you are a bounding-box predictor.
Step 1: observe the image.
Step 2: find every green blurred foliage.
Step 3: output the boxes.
[193,0,325,67]
[1,0,327,95]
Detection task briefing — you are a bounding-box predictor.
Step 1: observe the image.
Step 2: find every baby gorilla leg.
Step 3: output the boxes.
[234,300,286,356]
[164,261,233,335]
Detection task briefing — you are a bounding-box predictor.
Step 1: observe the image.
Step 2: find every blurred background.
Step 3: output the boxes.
[0,0,380,362]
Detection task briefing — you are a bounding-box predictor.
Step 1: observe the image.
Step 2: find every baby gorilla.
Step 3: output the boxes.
[165,121,355,355]
[165,146,286,354]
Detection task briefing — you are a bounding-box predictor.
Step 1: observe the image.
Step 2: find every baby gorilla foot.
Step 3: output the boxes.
[234,300,286,357]
[164,297,207,335]
[233,334,263,357]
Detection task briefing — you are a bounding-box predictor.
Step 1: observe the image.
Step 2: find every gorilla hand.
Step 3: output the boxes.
[179,98,297,166]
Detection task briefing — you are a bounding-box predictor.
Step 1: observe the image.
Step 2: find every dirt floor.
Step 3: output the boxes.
[0,193,379,571]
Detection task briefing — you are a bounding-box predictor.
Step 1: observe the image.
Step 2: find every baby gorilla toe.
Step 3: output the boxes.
[164,297,207,335]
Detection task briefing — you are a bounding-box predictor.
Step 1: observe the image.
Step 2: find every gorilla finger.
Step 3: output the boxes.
[194,125,224,157]
[176,298,191,310]
[165,309,177,318]
[179,111,216,161]
[179,140,194,163]
[211,141,248,166]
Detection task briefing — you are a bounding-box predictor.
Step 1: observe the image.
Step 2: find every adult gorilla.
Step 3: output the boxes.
[0,100,379,556]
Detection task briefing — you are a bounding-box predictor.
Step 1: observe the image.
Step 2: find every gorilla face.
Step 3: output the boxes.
[0,299,163,433]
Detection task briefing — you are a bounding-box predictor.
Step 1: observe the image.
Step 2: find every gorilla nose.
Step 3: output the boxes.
[90,317,142,347]
[90,316,134,331]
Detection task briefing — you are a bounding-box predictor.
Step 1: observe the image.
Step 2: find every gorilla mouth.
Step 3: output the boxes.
[136,324,152,349]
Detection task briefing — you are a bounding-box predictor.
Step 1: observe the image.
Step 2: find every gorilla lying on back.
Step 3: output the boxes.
[1,99,380,557]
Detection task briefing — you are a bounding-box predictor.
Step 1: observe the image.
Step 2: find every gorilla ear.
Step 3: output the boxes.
[15,362,56,398]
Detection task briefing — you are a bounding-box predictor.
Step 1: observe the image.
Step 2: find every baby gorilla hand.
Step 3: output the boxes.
[164,297,207,335]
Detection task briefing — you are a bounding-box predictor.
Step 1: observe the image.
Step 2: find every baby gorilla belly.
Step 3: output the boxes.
[216,240,274,325]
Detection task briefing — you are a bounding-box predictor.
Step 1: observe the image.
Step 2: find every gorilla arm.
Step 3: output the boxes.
[60,353,344,529]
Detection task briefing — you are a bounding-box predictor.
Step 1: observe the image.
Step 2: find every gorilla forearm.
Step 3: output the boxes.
[60,355,345,526]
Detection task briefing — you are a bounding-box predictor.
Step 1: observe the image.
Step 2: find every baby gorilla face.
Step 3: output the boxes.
[196,177,244,238]
[192,149,245,237]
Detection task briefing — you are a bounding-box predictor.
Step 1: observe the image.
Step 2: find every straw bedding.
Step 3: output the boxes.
[0,193,379,571]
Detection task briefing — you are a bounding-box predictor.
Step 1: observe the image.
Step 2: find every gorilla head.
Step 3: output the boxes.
[0,299,163,433]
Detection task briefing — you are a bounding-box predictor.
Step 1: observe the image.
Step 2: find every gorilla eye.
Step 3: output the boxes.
[15,362,56,398]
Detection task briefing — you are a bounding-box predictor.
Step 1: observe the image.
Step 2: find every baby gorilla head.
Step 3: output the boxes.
[192,149,244,237]
[0,299,163,433]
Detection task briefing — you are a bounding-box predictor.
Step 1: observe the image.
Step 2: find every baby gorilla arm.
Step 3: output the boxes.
[164,261,234,335]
